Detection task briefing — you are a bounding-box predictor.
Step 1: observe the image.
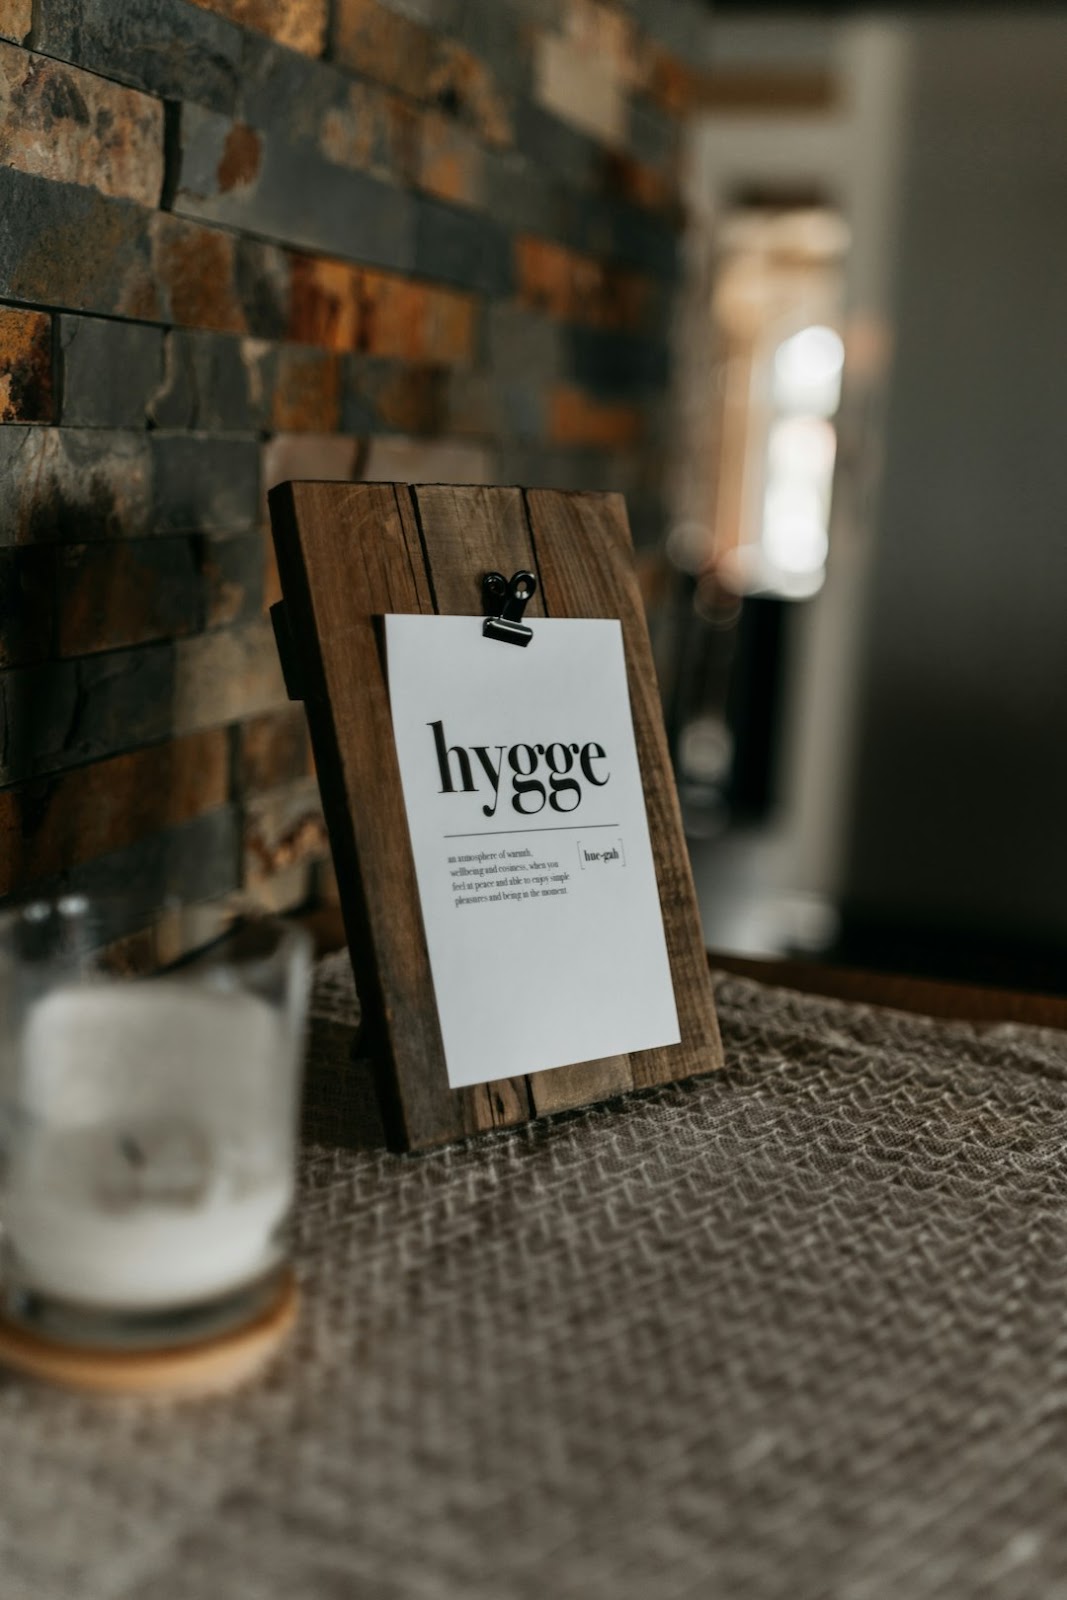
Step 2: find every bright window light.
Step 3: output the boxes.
[772,325,845,417]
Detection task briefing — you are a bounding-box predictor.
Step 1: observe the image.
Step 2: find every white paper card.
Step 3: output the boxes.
[385,614,680,1089]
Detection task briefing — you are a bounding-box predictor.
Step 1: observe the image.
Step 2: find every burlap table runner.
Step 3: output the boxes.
[3,954,1067,1600]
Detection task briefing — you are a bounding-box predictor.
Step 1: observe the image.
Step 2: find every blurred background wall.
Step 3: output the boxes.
[668,7,1067,991]
[840,15,1067,981]
[0,0,712,947]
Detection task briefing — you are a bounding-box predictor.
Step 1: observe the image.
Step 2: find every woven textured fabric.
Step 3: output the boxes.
[4,955,1067,1600]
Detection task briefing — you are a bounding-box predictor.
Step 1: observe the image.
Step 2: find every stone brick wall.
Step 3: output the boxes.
[0,0,713,941]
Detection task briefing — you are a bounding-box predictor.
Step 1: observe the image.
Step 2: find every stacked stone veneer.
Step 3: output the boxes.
[0,0,713,939]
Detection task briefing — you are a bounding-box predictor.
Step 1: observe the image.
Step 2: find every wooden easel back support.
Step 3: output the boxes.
[268,482,722,1151]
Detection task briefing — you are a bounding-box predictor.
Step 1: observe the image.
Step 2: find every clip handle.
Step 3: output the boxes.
[482,570,537,647]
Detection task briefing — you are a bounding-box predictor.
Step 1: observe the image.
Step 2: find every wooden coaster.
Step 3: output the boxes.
[0,1271,298,1397]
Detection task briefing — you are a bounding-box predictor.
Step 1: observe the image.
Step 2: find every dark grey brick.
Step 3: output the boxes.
[447,370,544,440]
[235,237,292,342]
[0,428,153,546]
[453,0,529,98]
[572,194,680,278]
[150,331,275,433]
[0,547,54,669]
[0,169,270,337]
[65,808,241,940]
[237,29,337,135]
[237,36,398,182]
[413,197,511,294]
[32,0,242,113]
[54,538,204,657]
[74,644,178,760]
[0,539,213,669]
[151,434,261,534]
[565,327,670,396]
[0,642,176,785]
[485,303,563,383]
[0,657,82,785]
[629,100,678,171]
[58,316,163,428]
[512,101,599,190]
[0,168,153,322]
[173,104,415,273]
[496,0,562,24]
[484,149,562,241]
[630,0,715,67]
[487,133,677,278]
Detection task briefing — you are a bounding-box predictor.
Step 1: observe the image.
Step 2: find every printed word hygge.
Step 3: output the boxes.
[429,721,610,817]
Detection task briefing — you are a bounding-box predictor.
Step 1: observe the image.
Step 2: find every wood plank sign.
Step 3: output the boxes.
[268,483,722,1151]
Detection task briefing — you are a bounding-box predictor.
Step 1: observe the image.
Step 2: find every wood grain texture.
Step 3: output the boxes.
[524,490,722,1088]
[269,481,720,1150]
[270,481,470,1149]
[398,485,537,1133]
[406,485,634,1118]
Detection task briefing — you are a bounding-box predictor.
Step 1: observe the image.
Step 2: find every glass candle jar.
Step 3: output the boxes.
[0,898,311,1350]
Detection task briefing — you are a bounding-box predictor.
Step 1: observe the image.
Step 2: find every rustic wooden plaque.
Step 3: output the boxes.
[268,482,722,1151]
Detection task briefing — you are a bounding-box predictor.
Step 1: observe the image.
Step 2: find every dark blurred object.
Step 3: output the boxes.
[725,596,791,820]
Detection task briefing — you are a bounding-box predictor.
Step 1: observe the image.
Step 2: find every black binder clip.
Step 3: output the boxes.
[482,570,537,647]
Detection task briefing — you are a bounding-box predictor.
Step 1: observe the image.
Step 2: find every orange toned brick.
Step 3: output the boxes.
[372,363,447,434]
[0,306,52,422]
[549,385,642,449]
[0,730,229,898]
[386,97,421,185]
[0,0,31,42]
[427,40,511,148]
[515,234,573,319]
[288,254,362,352]
[602,150,675,214]
[188,0,327,55]
[240,709,313,793]
[602,266,652,332]
[243,778,328,888]
[0,42,164,206]
[646,50,698,116]
[360,270,427,361]
[418,110,486,207]
[271,347,341,432]
[333,0,435,99]
[152,215,247,334]
[423,284,478,366]
[516,234,651,331]
[283,256,474,364]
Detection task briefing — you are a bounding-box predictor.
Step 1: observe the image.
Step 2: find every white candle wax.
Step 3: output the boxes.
[4,982,294,1309]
